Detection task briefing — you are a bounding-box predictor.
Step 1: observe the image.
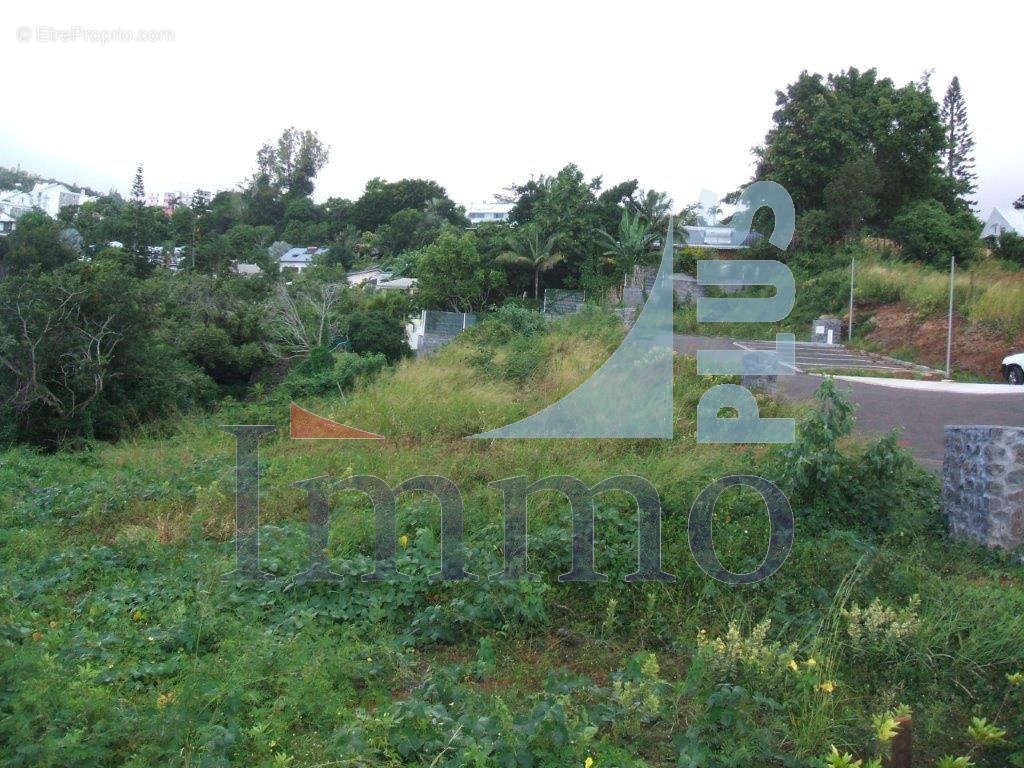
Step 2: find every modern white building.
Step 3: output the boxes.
[0,183,95,227]
[980,207,1024,239]
[465,200,513,226]
[29,182,95,218]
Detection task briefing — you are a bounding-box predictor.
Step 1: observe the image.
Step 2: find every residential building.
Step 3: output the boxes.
[279,245,327,272]
[465,200,513,226]
[0,211,15,236]
[981,207,1024,239]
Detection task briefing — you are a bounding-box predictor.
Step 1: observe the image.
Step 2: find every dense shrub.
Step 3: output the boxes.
[346,310,410,363]
[987,231,1024,267]
[889,200,980,267]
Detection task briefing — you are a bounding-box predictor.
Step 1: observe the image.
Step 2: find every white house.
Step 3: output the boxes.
[465,200,513,226]
[279,246,327,272]
[981,207,1024,240]
[29,182,94,218]
[377,276,418,291]
[0,211,15,236]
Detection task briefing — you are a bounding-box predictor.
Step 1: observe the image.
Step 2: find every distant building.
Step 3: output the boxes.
[345,266,391,286]
[981,207,1024,239]
[0,211,15,236]
[28,182,94,217]
[279,246,327,272]
[232,262,263,276]
[0,183,95,229]
[679,226,763,250]
[465,200,513,226]
[377,276,418,291]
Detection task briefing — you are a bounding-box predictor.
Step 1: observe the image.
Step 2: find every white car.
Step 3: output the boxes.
[1002,352,1024,385]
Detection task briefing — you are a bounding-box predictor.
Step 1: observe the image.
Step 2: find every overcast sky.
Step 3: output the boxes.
[2,0,1022,215]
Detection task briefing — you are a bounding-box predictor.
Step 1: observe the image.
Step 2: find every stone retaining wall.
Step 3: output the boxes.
[942,426,1024,551]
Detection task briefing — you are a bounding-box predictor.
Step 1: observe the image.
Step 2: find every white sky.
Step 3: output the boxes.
[2,0,1022,215]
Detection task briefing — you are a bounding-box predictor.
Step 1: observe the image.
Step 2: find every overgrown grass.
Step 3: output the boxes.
[2,308,1022,767]
[674,242,1024,340]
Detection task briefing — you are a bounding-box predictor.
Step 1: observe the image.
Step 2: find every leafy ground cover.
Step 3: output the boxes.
[2,308,1022,767]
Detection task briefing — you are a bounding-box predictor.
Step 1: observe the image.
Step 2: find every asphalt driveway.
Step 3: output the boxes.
[675,334,1024,472]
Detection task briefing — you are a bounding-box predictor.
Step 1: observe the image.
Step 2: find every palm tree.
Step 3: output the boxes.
[632,188,672,233]
[498,226,565,300]
[597,209,658,283]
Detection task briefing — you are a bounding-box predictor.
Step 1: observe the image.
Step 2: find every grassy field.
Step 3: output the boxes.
[674,244,1024,360]
[2,308,1023,767]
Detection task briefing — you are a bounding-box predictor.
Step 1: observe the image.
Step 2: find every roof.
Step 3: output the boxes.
[280,246,327,264]
[984,207,1024,237]
[346,266,389,277]
[377,277,418,290]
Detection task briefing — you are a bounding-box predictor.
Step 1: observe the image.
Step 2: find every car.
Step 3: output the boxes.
[1002,352,1024,385]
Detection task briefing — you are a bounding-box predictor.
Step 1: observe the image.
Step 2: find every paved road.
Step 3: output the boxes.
[675,335,1024,472]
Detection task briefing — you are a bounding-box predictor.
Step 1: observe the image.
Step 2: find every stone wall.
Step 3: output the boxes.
[942,426,1024,551]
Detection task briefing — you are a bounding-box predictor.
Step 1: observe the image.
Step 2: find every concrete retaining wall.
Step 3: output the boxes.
[942,426,1024,551]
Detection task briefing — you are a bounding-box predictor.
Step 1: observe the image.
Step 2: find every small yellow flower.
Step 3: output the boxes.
[585,758,594,768]
[805,657,817,668]
[788,659,799,672]
[1007,672,1023,686]
[48,620,58,629]
[31,630,43,642]
[131,610,142,622]
[818,680,836,694]
[399,535,409,549]
[157,691,175,708]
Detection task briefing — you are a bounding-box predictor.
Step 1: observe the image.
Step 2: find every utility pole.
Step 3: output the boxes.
[945,256,955,379]
[848,258,856,342]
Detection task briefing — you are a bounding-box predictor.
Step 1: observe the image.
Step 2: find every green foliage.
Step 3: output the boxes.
[0,211,77,276]
[756,67,956,225]
[346,310,410,363]
[890,200,980,266]
[413,230,505,312]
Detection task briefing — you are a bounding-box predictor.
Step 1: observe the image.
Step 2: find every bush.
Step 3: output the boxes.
[282,350,387,399]
[346,310,410,363]
[889,200,980,267]
[987,231,1024,267]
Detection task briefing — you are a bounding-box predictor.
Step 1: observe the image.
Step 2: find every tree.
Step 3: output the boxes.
[130,163,147,259]
[0,212,77,277]
[1013,194,1024,211]
[889,199,979,267]
[497,225,564,299]
[822,155,883,238]
[631,188,672,233]
[253,127,329,198]
[346,310,409,363]
[755,68,953,224]
[263,280,351,359]
[413,230,504,312]
[348,178,464,233]
[596,209,657,282]
[940,76,977,203]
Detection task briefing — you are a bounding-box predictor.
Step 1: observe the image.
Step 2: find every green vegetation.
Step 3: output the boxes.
[2,312,1022,767]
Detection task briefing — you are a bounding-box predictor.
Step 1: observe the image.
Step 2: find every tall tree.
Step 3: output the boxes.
[252,127,329,198]
[940,76,977,203]
[497,225,564,299]
[755,68,953,224]
[1013,194,1024,211]
[130,163,146,257]
[597,209,657,283]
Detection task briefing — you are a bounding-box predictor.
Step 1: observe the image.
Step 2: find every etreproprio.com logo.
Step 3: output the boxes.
[222,182,799,587]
